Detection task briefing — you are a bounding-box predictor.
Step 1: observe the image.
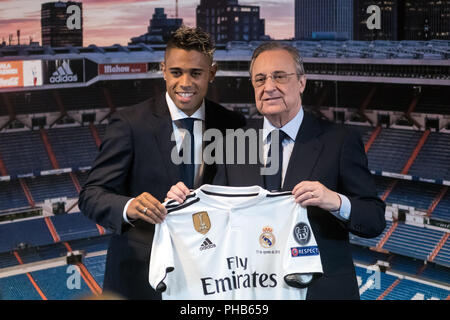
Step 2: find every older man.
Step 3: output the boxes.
[167,41,385,300]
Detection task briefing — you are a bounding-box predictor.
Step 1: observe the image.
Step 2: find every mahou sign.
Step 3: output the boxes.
[99,63,148,75]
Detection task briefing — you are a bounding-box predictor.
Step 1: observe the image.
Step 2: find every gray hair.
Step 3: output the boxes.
[249,42,305,78]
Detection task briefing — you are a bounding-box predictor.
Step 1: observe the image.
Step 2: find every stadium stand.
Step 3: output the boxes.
[355,266,398,300]
[0,179,29,211]
[408,132,450,180]
[434,239,450,268]
[25,174,79,202]
[350,220,393,249]
[385,179,442,211]
[11,243,68,265]
[51,212,104,242]
[0,130,53,177]
[1,40,449,300]
[0,274,44,300]
[366,128,423,173]
[383,278,449,300]
[431,189,450,221]
[0,219,54,253]
[372,175,395,197]
[383,224,445,260]
[0,252,22,269]
[83,255,107,288]
[419,262,450,284]
[46,126,99,170]
[30,265,91,300]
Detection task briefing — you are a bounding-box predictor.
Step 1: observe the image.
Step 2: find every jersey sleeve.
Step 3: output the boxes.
[282,204,324,288]
[148,221,175,292]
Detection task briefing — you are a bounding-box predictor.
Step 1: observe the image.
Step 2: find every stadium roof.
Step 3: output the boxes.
[1,40,450,62]
[1,40,449,92]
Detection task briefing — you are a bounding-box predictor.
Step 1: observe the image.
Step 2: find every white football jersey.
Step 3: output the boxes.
[149,184,323,300]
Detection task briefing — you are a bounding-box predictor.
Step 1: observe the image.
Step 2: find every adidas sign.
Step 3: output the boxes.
[49,61,78,84]
[199,238,216,251]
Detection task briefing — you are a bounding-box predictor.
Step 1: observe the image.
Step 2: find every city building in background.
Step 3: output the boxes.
[129,8,183,45]
[1,31,40,48]
[41,1,83,47]
[353,0,400,41]
[403,0,450,40]
[354,0,450,41]
[295,0,353,40]
[196,0,266,43]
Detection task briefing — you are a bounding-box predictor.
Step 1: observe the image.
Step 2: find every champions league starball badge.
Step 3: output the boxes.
[293,222,311,245]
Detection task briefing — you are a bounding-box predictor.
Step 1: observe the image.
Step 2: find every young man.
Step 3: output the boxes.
[167,42,385,299]
[78,26,245,299]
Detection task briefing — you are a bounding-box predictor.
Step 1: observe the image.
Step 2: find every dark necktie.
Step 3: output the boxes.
[178,118,196,189]
[264,129,288,191]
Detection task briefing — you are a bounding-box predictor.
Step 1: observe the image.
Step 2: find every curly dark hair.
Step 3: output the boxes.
[165,25,215,63]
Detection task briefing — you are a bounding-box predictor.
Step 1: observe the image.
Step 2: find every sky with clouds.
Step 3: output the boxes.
[0,0,295,46]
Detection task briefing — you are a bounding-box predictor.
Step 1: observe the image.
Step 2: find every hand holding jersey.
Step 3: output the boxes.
[127,193,167,224]
[167,180,342,212]
[165,181,191,204]
[292,181,342,212]
[150,184,323,300]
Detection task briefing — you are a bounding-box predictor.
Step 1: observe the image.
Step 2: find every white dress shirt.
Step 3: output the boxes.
[123,92,206,224]
[262,107,351,221]
[165,92,205,188]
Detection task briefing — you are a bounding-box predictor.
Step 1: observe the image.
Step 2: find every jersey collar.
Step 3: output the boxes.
[196,184,268,210]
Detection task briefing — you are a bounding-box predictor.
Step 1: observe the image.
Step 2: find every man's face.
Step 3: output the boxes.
[251,49,306,125]
[162,48,217,116]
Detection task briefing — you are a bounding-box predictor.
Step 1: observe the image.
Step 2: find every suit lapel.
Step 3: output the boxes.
[283,113,324,190]
[150,96,180,185]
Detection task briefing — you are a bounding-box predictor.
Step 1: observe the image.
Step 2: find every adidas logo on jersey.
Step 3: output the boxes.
[199,238,216,251]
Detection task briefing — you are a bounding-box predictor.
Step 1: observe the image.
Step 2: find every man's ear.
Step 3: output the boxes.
[299,74,307,94]
[160,62,166,80]
[209,62,218,83]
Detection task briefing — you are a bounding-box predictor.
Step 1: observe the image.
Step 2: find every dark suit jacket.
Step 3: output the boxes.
[78,95,245,299]
[213,112,386,300]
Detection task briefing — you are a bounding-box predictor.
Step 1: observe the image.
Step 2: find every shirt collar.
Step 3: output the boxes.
[263,107,304,143]
[165,92,205,121]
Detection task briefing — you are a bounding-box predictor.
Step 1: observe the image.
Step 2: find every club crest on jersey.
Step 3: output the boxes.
[293,222,311,245]
[259,226,276,248]
[192,211,211,235]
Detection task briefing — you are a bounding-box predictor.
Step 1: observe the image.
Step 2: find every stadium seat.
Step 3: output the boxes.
[0,130,53,177]
[383,224,445,260]
[366,128,423,174]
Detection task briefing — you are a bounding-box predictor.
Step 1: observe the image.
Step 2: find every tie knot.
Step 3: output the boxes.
[178,118,196,132]
[269,129,288,144]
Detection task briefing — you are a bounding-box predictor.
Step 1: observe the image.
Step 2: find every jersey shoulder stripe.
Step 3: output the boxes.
[166,197,200,214]
[165,193,198,208]
[266,191,292,197]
